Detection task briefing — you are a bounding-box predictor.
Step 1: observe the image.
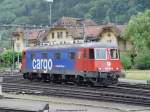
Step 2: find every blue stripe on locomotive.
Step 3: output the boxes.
[25,48,77,72]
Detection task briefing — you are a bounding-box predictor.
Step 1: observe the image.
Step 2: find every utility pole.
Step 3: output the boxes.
[49,3,52,26]
[24,29,29,47]
[11,35,15,75]
[83,23,86,42]
[12,39,15,70]
[45,0,53,27]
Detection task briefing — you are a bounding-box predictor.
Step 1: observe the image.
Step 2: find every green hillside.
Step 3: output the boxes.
[0,0,149,25]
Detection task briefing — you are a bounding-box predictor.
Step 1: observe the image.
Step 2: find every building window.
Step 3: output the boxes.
[16,43,20,51]
[60,41,63,44]
[66,32,68,37]
[60,32,63,38]
[57,32,60,38]
[57,32,63,39]
[54,52,61,60]
[17,37,19,40]
[68,52,75,60]
[107,40,112,43]
[52,32,54,39]
[108,33,111,37]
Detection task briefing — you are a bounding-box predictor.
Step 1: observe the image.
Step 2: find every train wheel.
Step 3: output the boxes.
[41,74,48,82]
[87,81,94,87]
[64,75,75,85]
[75,76,84,86]
[23,73,27,79]
[51,74,62,84]
[28,73,33,81]
[101,78,110,87]
[37,73,42,81]
[46,74,51,82]
[41,74,51,82]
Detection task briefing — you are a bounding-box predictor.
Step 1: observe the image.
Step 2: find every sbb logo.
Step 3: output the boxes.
[32,59,53,73]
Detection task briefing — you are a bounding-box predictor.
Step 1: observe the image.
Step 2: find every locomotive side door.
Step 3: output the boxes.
[75,48,84,71]
[76,48,94,71]
[84,48,95,71]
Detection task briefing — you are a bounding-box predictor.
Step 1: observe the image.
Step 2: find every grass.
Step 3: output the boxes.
[123,70,150,80]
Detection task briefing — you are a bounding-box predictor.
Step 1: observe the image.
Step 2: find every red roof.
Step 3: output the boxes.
[12,22,125,42]
[24,29,46,40]
[84,26,102,37]
[54,16,97,27]
[65,26,102,39]
[66,24,124,39]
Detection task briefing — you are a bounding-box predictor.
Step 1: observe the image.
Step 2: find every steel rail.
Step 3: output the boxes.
[2,82,150,106]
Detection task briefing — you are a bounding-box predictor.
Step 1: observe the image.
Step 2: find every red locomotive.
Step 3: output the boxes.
[21,42,122,86]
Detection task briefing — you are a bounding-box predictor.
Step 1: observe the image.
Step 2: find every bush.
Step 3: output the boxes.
[120,54,132,70]
[135,50,150,70]
[0,49,21,68]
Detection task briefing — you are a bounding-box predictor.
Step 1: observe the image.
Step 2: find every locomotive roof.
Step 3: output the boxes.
[26,42,118,51]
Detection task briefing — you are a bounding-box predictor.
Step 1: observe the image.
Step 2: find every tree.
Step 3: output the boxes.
[124,10,150,50]
[124,10,150,69]
[120,54,132,70]
[135,50,150,70]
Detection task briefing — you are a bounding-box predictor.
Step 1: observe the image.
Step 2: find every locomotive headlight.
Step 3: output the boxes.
[107,62,111,67]
[98,68,102,70]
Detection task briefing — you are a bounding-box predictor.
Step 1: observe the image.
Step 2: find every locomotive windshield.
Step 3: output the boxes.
[94,48,106,59]
[110,49,119,59]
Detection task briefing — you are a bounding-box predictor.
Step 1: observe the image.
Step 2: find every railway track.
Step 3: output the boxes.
[2,77,150,106]
[4,79,150,97]
[3,73,150,89]
[1,74,150,106]
[3,75,150,93]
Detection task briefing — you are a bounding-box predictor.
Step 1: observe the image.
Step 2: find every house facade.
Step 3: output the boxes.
[45,27,74,45]
[53,17,132,52]
[12,28,46,52]
[12,17,132,53]
[12,28,24,52]
[96,24,132,52]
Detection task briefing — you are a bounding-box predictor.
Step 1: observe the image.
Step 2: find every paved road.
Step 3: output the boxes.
[3,93,150,112]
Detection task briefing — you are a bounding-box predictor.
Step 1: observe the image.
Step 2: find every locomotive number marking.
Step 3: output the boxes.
[32,59,53,72]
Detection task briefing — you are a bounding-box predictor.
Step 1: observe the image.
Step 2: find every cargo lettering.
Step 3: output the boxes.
[32,59,53,72]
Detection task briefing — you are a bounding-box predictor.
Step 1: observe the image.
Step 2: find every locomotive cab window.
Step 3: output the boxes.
[110,49,119,59]
[94,48,106,59]
[68,52,75,60]
[30,53,35,60]
[54,52,61,60]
